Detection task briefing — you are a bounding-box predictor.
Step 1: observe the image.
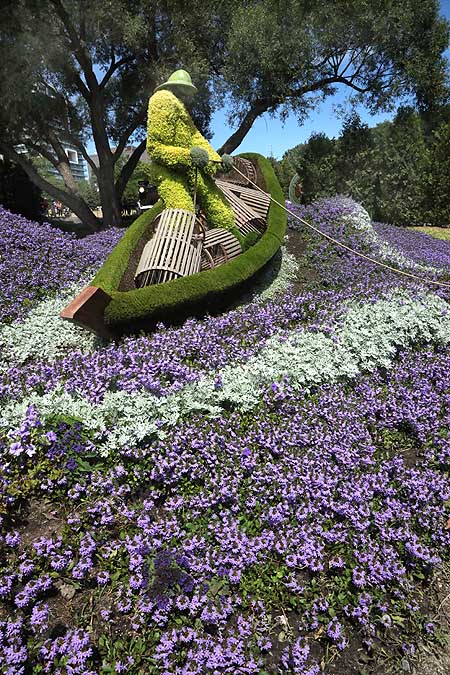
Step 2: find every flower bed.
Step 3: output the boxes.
[1,198,450,673]
[0,208,122,325]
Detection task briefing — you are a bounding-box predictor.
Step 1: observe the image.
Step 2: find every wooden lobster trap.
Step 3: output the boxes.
[134,208,204,287]
[221,156,257,187]
[200,227,242,270]
[134,157,272,287]
[215,179,269,237]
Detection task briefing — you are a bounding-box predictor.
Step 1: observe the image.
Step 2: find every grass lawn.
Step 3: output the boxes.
[408,226,450,241]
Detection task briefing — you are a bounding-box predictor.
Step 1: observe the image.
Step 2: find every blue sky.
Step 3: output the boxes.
[210,0,450,159]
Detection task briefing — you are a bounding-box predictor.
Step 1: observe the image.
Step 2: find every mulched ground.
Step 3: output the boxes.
[284,228,321,290]
[118,223,155,292]
[414,564,450,675]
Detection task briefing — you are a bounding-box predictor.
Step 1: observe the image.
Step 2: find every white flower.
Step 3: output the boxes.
[2,290,449,456]
[0,274,100,371]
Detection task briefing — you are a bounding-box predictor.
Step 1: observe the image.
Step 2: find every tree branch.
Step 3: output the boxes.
[71,69,91,102]
[0,143,65,197]
[337,47,366,78]
[61,134,99,176]
[50,0,99,94]
[28,134,96,182]
[287,74,370,99]
[0,141,99,230]
[217,99,274,154]
[114,139,147,199]
[220,72,375,154]
[100,54,135,89]
[333,76,370,94]
[46,129,72,163]
[113,107,147,160]
[26,142,59,169]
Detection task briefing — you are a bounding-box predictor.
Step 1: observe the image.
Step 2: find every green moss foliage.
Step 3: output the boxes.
[92,202,164,292]
[242,230,261,251]
[146,90,222,172]
[93,154,286,332]
[146,89,234,230]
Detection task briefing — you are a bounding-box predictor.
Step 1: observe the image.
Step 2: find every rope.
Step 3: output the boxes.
[193,167,198,213]
[231,164,450,291]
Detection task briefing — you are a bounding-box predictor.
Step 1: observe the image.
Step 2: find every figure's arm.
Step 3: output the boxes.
[191,129,221,176]
[147,91,192,169]
[191,129,221,163]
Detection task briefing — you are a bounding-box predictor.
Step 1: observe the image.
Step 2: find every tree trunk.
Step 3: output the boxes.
[115,139,147,200]
[98,160,122,228]
[88,93,123,227]
[61,193,101,232]
[57,158,82,195]
[0,142,100,232]
[217,100,272,155]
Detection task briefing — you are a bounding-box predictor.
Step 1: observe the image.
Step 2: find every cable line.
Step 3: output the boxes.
[232,164,450,290]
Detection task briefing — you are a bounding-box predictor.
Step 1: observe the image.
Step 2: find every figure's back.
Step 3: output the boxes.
[147,90,194,150]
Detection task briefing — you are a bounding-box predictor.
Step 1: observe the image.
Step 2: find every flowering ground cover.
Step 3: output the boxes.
[1,201,450,674]
[0,208,123,326]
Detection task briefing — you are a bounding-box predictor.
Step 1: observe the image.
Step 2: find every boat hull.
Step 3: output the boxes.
[60,153,286,337]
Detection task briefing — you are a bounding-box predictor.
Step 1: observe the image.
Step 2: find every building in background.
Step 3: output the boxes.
[15,84,90,184]
[15,141,88,183]
[58,142,89,181]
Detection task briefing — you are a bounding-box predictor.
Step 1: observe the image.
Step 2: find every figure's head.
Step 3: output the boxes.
[154,69,197,103]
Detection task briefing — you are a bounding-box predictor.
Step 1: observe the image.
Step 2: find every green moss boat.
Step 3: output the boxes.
[61,153,286,337]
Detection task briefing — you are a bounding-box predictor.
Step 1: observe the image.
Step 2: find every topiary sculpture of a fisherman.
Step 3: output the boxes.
[146,69,237,234]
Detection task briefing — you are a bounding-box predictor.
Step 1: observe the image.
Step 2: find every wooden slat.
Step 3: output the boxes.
[175,211,192,275]
[219,157,257,186]
[204,231,232,246]
[201,228,241,270]
[135,208,202,287]
[230,185,271,219]
[201,247,217,270]
[215,179,266,236]
[204,229,241,252]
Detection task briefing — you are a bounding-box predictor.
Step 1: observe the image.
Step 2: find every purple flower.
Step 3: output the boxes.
[96,571,110,586]
[327,618,343,641]
[30,603,49,634]
[5,531,20,547]
[352,568,366,588]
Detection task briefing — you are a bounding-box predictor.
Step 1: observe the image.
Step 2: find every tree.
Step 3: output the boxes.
[0,0,220,230]
[0,158,42,221]
[0,0,447,229]
[293,133,337,203]
[218,0,449,154]
[273,106,438,225]
[269,152,295,196]
[426,120,450,226]
[332,109,431,225]
[367,109,430,225]
[335,112,372,192]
